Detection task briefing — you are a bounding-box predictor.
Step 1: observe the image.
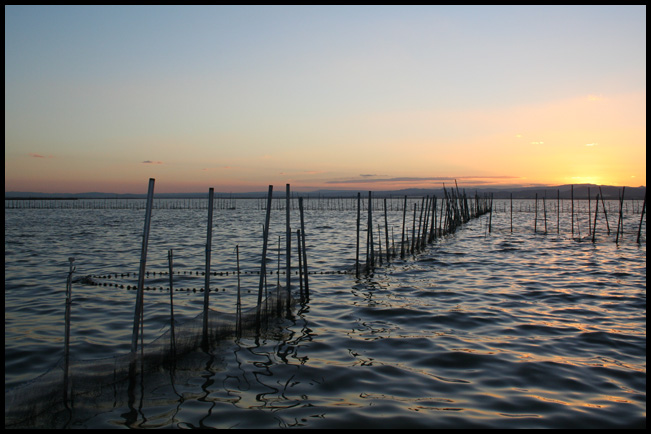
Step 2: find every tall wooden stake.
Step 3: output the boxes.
[131,178,155,354]
[257,185,273,324]
[203,188,214,345]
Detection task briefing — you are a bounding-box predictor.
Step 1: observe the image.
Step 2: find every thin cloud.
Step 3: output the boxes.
[29,152,52,158]
[142,160,164,164]
[327,176,518,184]
[585,142,598,147]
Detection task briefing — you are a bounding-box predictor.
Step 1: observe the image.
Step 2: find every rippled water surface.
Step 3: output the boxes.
[5,197,646,428]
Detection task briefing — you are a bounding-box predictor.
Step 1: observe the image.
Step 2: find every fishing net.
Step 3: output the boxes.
[4,289,294,428]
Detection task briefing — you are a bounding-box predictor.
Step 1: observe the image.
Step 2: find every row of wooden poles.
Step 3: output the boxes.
[62,179,310,406]
[511,186,646,244]
[355,182,492,277]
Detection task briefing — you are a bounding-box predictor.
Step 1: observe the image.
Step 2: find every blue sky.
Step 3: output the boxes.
[5,5,646,193]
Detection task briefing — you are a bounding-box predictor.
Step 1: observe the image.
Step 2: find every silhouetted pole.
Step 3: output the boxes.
[203,188,214,344]
[384,198,390,261]
[63,257,75,406]
[131,178,155,354]
[257,185,273,324]
[637,193,646,244]
[168,249,176,356]
[356,192,361,277]
[299,197,309,299]
[286,184,291,298]
[400,196,407,258]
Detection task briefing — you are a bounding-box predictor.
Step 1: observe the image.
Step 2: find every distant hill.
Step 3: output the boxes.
[5,184,646,200]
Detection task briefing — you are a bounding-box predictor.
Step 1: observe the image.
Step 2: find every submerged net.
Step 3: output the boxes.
[4,289,294,428]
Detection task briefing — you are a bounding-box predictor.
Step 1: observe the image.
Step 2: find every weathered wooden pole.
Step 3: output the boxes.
[168,249,176,356]
[384,198,390,261]
[400,196,407,258]
[637,193,646,244]
[203,188,214,344]
[599,186,611,234]
[296,229,303,301]
[286,184,291,298]
[63,257,75,406]
[592,194,599,243]
[356,192,361,277]
[131,178,155,354]
[235,245,242,336]
[257,185,273,324]
[557,190,560,234]
[616,187,625,244]
[543,195,547,234]
[299,197,309,298]
[534,193,538,233]
[510,193,513,233]
[367,192,374,269]
[571,185,574,239]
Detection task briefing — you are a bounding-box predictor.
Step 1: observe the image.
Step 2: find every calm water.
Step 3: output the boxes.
[5,197,646,428]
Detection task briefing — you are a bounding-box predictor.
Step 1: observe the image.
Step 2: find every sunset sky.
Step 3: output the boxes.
[5,5,646,194]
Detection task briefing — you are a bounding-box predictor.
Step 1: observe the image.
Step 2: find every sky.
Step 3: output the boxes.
[4,5,646,194]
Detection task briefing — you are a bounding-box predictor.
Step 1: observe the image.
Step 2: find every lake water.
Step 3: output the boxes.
[4,196,646,428]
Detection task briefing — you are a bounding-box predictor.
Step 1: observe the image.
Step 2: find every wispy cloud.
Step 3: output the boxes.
[142,160,164,164]
[585,142,598,147]
[29,152,53,158]
[326,176,519,185]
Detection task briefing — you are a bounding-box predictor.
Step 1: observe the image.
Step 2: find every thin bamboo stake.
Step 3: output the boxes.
[296,229,303,301]
[384,198,390,262]
[203,188,214,345]
[599,186,611,234]
[637,193,646,244]
[299,197,309,298]
[286,184,291,297]
[356,192,361,277]
[168,250,176,356]
[571,185,574,239]
[131,178,155,354]
[401,196,407,258]
[534,193,538,233]
[236,245,242,336]
[510,193,513,233]
[592,194,599,243]
[257,185,273,325]
[63,257,75,407]
[543,195,547,234]
[367,192,374,270]
[616,187,625,244]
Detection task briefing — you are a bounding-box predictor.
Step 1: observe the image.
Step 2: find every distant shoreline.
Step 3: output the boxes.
[4,184,646,201]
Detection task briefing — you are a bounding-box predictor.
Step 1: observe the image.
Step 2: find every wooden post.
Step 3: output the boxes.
[286,184,291,298]
[510,193,513,233]
[571,185,574,239]
[299,197,309,298]
[296,229,303,301]
[368,192,374,269]
[168,250,176,356]
[400,196,407,258]
[203,188,214,344]
[131,178,155,354]
[356,192,361,277]
[534,193,538,233]
[599,186,611,234]
[557,190,560,234]
[616,187,625,244]
[637,193,646,244]
[235,245,242,336]
[63,257,75,406]
[257,185,273,324]
[543,195,547,234]
[384,198,390,262]
[592,194,599,243]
